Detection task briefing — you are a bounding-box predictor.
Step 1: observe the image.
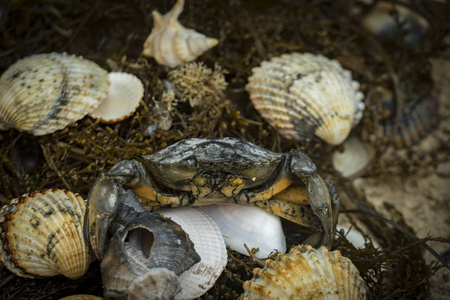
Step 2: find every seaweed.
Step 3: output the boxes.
[0,0,449,299]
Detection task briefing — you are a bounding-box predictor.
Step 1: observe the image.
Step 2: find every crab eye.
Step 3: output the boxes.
[180,156,198,169]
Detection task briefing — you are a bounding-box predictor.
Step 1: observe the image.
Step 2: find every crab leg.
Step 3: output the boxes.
[84,159,194,259]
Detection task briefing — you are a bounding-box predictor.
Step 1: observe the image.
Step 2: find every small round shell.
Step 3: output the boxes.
[246,52,364,145]
[332,136,371,178]
[199,204,286,258]
[0,189,90,279]
[240,245,366,300]
[142,0,218,68]
[89,72,144,123]
[160,207,228,300]
[0,52,110,135]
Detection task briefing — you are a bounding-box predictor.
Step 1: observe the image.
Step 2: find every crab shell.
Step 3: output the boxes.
[0,52,110,135]
[0,189,90,279]
[141,0,218,68]
[240,245,366,300]
[246,52,364,145]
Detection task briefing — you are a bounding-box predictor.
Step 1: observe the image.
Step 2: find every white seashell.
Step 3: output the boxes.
[199,204,286,258]
[332,136,371,178]
[142,0,219,68]
[337,225,380,249]
[246,52,364,145]
[240,245,366,300]
[89,72,144,123]
[0,52,110,135]
[0,189,90,279]
[159,207,227,300]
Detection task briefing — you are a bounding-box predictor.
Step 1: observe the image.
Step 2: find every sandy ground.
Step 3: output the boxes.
[352,54,450,298]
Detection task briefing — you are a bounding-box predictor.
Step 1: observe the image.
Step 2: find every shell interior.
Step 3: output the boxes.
[160,207,228,300]
[89,72,144,123]
[246,52,364,145]
[0,189,90,279]
[199,204,286,258]
[0,52,110,135]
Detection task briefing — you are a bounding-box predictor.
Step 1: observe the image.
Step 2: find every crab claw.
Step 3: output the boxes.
[306,174,334,248]
[83,174,121,260]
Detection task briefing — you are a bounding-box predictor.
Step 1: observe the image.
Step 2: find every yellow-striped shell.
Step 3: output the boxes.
[0,189,90,279]
[0,52,110,135]
[240,245,366,300]
[246,52,364,145]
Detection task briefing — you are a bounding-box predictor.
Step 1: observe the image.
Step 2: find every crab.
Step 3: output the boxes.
[84,137,340,260]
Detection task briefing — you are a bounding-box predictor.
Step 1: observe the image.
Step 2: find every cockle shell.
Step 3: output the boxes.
[0,52,110,135]
[0,189,90,279]
[240,245,366,300]
[160,207,227,300]
[88,72,144,123]
[246,52,365,145]
[100,190,200,300]
[199,204,286,258]
[142,0,219,68]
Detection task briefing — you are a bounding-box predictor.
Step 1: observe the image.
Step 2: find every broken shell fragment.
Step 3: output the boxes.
[142,0,218,68]
[160,207,227,300]
[100,190,200,300]
[0,189,90,279]
[246,52,364,145]
[240,245,366,300]
[199,204,286,258]
[0,52,110,135]
[89,72,144,123]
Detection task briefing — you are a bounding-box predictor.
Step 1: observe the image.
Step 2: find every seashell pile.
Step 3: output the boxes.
[0,189,90,280]
[100,190,201,300]
[246,52,365,145]
[0,52,110,135]
[240,245,366,300]
[200,204,286,258]
[160,207,228,300]
[88,72,144,123]
[142,0,219,68]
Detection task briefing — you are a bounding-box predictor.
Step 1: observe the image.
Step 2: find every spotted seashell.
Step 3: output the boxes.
[199,204,286,258]
[100,190,200,300]
[160,207,227,300]
[240,245,366,300]
[142,0,218,68]
[246,52,364,145]
[0,52,110,135]
[0,189,90,279]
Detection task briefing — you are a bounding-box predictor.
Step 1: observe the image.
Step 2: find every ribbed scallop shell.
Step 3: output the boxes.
[142,0,218,68]
[0,189,90,279]
[160,207,228,300]
[199,204,286,258]
[246,52,364,145]
[240,245,366,300]
[0,52,110,135]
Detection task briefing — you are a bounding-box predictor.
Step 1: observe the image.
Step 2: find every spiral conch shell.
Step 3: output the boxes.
[0,52,110,135]
[240,245,366,300]
[246,52,365,145]
[142,0,218,68]
[0,189,90,280]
